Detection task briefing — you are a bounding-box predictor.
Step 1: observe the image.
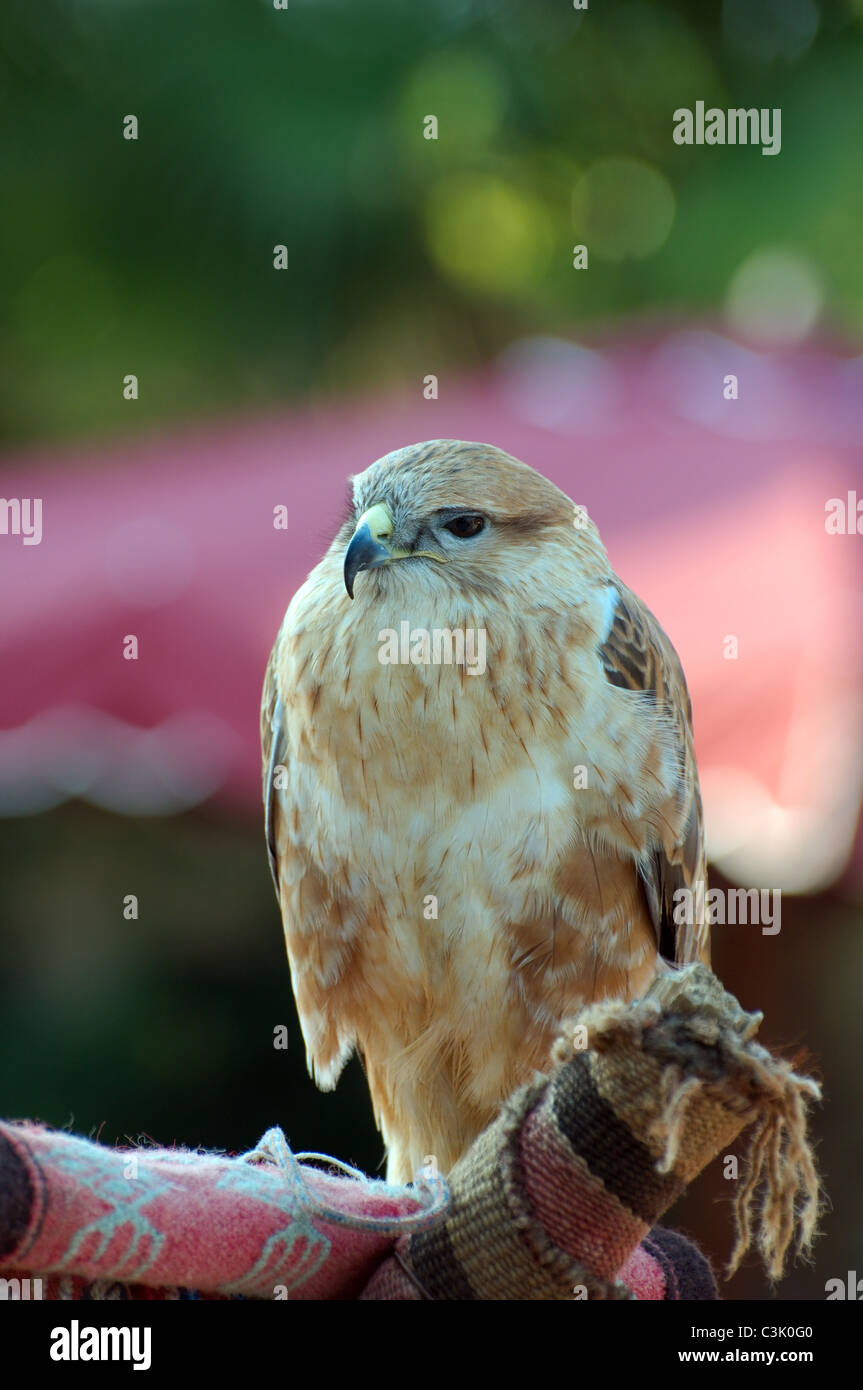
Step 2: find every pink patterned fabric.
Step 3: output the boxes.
[0,1123,441,1300]
[0,1120,704,1301]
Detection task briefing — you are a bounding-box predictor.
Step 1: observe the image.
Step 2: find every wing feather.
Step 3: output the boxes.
[598,584,708,965]
[261,649,285,895]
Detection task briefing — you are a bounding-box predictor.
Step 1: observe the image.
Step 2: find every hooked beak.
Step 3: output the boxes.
[343,503,399,599]
[343,502,447,598]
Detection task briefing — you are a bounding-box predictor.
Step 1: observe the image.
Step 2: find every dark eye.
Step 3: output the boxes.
[444,514,485,538]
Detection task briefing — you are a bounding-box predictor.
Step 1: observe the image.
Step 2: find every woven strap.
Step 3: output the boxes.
[363,964,821,1300]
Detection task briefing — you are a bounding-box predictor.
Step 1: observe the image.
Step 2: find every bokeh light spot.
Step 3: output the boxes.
[399,51,507,154]
[496,337,618,434]
[572,158,675,262]
[424,174,554,297]
[725,248,822,346]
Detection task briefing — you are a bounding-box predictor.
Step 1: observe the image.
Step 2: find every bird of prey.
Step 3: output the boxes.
[262,440,708,1184]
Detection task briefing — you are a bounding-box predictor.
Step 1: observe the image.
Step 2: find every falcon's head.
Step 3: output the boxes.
[341,439,608,602]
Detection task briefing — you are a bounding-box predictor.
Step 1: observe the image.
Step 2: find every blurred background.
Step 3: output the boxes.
[1,0,862,1300]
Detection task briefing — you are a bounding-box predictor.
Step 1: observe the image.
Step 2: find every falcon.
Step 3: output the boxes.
[262,440,708,1183]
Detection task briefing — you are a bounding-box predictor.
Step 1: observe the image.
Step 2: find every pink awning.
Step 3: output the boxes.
[2,329,861,892]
